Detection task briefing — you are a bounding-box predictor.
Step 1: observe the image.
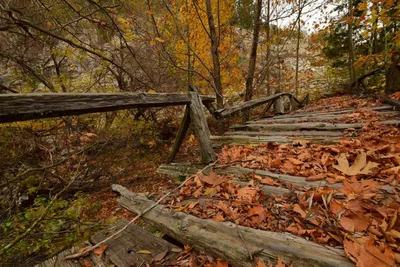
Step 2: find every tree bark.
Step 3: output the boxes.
[244,0,262,103]
[205,0,223,110]
[113,184,355,267]
[347,0,358,93]
[295,0,303,97]
[266,0,271,95]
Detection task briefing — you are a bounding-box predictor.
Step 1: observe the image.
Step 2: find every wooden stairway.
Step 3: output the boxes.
[153,102,400,266]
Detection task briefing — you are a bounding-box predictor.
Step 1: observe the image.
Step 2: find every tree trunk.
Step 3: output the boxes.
[205,0,223,110]
[385,53,400,94]
[266,0,271,96]
[244,0,262,103]
[347,0,358,93]
[295,0,303,97]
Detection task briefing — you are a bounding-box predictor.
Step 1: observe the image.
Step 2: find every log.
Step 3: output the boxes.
[211,135,339,145]
[258,105,394,121]
[252,110,399,124]
[37,219,180,267]
[157,164,397,193]
[215,93,300,118]
[167,105,191,163]
[157,163,341,189]
[113,184,354,267]
[189,92,216,163]
[0,93,215,123]
[189,85,220,119]
[232,120,400,131]
[273,96,285,115]
[383,96,400,109]
[224,131,343,137]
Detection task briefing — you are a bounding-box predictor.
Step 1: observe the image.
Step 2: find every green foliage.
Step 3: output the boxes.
[0,194,103,266]
[233,0,255,29]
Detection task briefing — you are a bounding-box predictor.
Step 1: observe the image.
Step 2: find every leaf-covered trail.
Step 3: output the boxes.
[160,95,400,267]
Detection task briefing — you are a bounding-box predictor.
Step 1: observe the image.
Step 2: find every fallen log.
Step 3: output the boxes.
[112,184,354,267]
[157,164,397,194]
[251,110,399,124]
[211,135,339,145]
[157,163,340,189]
[231,120,400,131]
[215,93,301,118]
[383,96,400,109]
[257,105,394,121]
[224,131,343,137]
[0,93,215,123]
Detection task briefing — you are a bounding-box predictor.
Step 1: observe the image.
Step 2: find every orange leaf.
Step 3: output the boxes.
[200,171,227,186]
[93,244,108,257]
[216,259,228,267]
[83,259,91,267]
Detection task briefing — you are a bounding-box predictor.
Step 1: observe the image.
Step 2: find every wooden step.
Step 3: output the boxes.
[113,184,355,267]
[157,163,396,193]
[231,120,400,131]
[211,135,340,146]
[251,110,399,124]
[36,219,180,267]
[157,163,341,189]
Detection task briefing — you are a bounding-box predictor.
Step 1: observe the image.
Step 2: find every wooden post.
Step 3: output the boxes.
[189,91,216,163]
[166,106,191,163]
[260,100,274,118]
[189,85,220,119]
[274,96,285,115]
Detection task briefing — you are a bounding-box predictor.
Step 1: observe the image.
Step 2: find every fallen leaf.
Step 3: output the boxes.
[216,259,228,267]
[137,250,152,254]
[276,256,285,267]
[152,249,168,262]
[93,244,108,257]
[333,152,379,176]
[83,259,91,267]
[200,171,227,186]
[203,187,218,197]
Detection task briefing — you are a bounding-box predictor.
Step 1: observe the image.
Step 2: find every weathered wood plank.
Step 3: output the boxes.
[211,135,340,145]
[0,93,214,123]
[252,110,399,124]
[260,105,394,120]
[215,93,299,118]
[37,219,180,267]
[157,163,397,193]
[90,219,179,267]
[189,92,216,163]
[157,163,340,189]
[113,184,354,267]
[224,131,343,137]
[167,105,191,163]
[36,242,107,267]
[383,96,400,109]
[232,120,400,131]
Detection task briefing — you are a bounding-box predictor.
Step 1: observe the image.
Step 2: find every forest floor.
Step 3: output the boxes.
[1,94,400,266]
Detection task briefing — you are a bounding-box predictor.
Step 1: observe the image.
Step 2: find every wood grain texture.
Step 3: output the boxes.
[189,92,216,163]
[113,184,354,267]
[0,93,214,123]
[232,120,400,131]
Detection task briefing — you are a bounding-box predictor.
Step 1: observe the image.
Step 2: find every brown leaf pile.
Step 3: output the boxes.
[164,97,400,267]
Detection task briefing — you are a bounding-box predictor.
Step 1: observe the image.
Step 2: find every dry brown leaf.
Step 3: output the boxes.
[93,244,108,257]
[153,249,168,262]
[216,259,228,267]
[200,171,227,186]
[82,259,91,267]
[333,152,379,176]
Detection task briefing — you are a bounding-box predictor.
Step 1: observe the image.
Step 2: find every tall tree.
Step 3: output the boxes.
[347,0,358,92]
[205,0,223,109]
[244,0,263,103]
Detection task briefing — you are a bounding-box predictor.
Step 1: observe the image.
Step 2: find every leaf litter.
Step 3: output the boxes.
[164,96,400,267]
